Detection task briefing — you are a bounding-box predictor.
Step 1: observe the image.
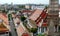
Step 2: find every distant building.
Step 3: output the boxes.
[25,4,47,10]
[25,5,31,9]
[31,5,45,10]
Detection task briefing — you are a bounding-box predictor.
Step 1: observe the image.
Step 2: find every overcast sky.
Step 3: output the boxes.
[0,0,60,4]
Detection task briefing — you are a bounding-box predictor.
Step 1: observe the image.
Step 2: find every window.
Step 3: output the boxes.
[41,27,47,33]
[41,27,44,33]
[45,27,47,32]
[58,26,60,32]
[38,27,47,33]
[54,25,58,32]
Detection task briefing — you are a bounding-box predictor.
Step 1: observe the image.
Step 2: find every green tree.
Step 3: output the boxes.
[45,6,48,9]
[29,28,37,36]
[2,9,8,14]
[38,34,45,36]
[30,28,37,33]
[20,16,26,22]
[18,5,25,9]
[8,14,12,21]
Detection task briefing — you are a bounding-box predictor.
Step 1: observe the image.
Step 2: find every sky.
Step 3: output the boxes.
[0,0,60,4]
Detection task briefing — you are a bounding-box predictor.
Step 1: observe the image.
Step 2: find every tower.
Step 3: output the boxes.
[47,0,59,36]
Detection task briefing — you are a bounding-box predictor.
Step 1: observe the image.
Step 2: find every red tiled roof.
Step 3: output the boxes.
[22,33,29,36]
[36,18,41,24]
[0,28,8,33]
[42,23,47,27]
[2,13,7,18]
[36,12,46,23]
[0,13,8,25]
[29,9,47,27]
[37,21,47,27]
[19,25,25,33]
[36,9,47,22]
[42,13,47,19]
[29,9,43,21]
[37,13,47,27]
[0,24,9,33]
